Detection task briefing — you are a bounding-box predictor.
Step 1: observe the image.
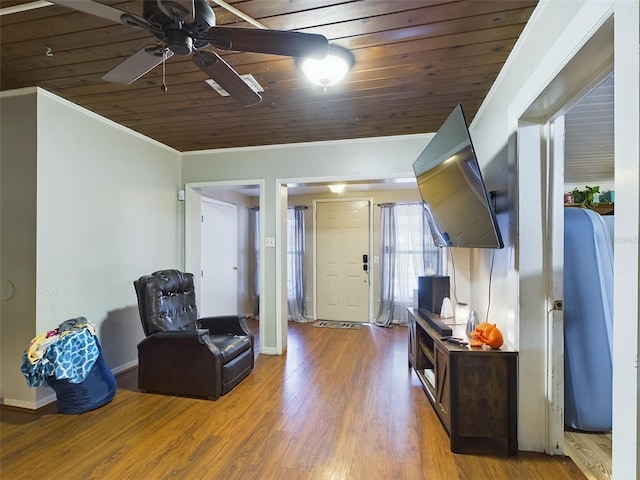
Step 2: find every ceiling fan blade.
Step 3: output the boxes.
[157,0,194,23]
[192,51,262,106]
[102,46,173,85]
[49,0,149,29]
[204,27,329,59]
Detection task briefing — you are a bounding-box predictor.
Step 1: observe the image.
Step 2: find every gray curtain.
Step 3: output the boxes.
[375,203,396,326]
[287,206,313,322]
[251,207,260,319]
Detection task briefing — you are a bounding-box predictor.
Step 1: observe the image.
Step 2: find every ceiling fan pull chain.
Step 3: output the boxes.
[161,49,168,92]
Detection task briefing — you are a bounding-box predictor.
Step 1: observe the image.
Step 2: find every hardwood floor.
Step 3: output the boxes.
[1,320,586,479]
[564,431,612,480]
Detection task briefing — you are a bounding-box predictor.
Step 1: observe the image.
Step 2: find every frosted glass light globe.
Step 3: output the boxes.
[300,45,355,87]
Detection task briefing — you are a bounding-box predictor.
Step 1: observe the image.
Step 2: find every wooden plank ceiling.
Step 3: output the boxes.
[564,74,614,186]
[0,0,538,152]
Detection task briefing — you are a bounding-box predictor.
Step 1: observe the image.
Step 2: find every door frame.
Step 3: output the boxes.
[184,180,265,350]
[312,197,374,322]
[514,16,614,454]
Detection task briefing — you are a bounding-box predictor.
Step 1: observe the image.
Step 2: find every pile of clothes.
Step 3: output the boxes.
[21,317,100,387]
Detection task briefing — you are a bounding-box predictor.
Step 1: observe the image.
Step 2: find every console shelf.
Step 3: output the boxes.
[408,307,518,455]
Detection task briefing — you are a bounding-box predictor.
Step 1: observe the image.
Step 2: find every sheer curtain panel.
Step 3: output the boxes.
[251,207,260,319]
[375,203,442,326]
[287,206,313,322]
[375,204,396,326]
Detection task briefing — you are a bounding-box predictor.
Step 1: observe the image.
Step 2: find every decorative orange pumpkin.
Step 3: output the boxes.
[470,322,504,349]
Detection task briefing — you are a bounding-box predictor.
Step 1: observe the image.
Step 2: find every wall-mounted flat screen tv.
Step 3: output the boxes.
[412,104,504,248]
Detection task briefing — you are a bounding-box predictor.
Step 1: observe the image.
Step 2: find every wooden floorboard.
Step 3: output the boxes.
[1,320,586,479]
[564,430,612,480]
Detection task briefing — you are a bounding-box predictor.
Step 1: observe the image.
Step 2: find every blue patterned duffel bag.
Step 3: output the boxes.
[46,338,116,414]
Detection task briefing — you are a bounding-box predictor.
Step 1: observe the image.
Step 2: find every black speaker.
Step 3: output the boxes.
[418,276,450,314]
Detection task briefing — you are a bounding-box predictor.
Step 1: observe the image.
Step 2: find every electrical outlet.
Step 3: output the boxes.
[265,237,276,247]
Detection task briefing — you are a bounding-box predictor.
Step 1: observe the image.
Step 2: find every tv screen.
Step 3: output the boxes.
[412,104,504,248]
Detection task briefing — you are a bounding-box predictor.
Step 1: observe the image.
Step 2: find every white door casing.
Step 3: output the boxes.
[547,116,566,455]
[315,199,370,322]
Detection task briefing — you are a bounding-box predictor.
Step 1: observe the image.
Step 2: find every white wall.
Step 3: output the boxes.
[0,89,182,409]
[0,91,38,408]
[611,0,639,474]
[469,1,639,474]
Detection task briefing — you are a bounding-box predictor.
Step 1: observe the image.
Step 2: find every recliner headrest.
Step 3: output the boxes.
[134,269,199,335]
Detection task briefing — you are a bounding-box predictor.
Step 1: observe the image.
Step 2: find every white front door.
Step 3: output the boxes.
[200,199,238,316]
[316,200,370,322]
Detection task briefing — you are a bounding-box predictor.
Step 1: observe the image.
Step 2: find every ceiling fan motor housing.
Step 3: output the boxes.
[143,0,215,55]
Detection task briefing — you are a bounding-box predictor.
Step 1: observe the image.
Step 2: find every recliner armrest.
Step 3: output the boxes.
[198,315,252,337]
[198,316,254,369]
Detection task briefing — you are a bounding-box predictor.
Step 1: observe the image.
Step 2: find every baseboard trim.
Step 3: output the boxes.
[111,359,138,376]
[260,346,279,355]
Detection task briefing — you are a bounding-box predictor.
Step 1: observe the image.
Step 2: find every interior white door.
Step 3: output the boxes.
[316,200,370,322]
[200,200,238,316]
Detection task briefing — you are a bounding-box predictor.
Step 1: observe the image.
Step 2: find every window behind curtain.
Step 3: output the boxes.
[286,208,298,301]
[286,208,301,302]
[394,203,442,303]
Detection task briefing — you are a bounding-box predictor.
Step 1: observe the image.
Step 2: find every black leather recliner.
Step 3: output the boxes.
[134,269,254,400]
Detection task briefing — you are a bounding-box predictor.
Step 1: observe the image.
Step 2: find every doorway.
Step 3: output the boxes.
[184,180,265,351]
[513,14,615,457]
[200,199,238,317]
[315,199,372,322]
[517,85,613,463]
[560,74,615,478]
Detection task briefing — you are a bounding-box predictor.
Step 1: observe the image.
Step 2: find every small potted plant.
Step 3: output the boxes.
[571,185,600,208]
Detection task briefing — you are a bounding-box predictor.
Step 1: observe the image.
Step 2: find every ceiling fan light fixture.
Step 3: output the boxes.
[328,184,346,194]
[300,44,354,87]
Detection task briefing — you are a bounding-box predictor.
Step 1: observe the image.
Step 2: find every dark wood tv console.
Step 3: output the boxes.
[408,307,518,455]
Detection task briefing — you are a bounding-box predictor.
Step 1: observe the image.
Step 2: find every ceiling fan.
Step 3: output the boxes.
[49,0,329,105]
